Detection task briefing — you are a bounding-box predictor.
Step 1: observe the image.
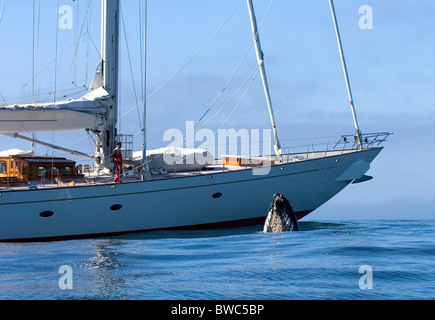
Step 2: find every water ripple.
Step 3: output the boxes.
[0,220,434,300]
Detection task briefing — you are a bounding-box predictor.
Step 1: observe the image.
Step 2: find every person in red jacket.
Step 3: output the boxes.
[113,143,123,183]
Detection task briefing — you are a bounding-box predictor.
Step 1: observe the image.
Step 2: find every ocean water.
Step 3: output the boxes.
[0,219,434,300]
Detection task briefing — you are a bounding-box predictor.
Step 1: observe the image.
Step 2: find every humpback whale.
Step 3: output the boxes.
[263,194,299,233]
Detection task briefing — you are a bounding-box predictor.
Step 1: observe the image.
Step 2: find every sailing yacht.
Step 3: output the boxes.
[0,0,390,242]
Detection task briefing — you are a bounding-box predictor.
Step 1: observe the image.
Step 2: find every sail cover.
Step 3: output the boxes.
[133,147,214,172]
[0,87,111,133]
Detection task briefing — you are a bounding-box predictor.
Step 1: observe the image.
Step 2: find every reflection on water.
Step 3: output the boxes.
[67,221,356,299]
[81,240,127,300]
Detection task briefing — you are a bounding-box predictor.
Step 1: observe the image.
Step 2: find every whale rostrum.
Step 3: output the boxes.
[263,193,299,233]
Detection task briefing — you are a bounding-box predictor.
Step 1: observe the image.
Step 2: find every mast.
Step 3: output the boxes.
[246,0,282,162]
[99,0,120,171]
[329,0,363,150]
[141,0,150,180]
[32,0,36,155]
[0,0,4,23]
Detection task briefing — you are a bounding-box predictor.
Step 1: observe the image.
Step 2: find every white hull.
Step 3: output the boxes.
[0,148,382,242]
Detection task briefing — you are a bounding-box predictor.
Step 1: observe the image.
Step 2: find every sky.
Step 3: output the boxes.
[0,0,434,220]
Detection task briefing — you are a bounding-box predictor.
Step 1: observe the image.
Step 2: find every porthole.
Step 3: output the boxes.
[40,211,54,218]
[212,193,223,199]
[110,204,123,211]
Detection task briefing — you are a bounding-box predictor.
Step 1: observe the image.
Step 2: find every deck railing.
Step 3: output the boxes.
[0,132,393,188]
[333,132,393,150]
[280,132,393,161]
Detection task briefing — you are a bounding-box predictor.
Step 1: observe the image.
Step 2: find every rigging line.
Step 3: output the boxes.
[84,0,92,88]
[197,42,254,124]
[191,65,260,135]
[197,0,273,126]
[195,68,261,157]
[147,68,259,166]
[22,36,86,91]
[185,0,274,148]
[64,135,89,148]
[32,0,37,155]
[138,0,144,105]
[50,0,60,167]
[120,5,142,129]
[194,67,261,154]
[169,64,260,150]
[0,91,8,106]
[62,0,93,94]
[116,0,244,126]
[0,92,32,135]
[86,30,102,60]
[57,23,72,92]
[118,0,263,138]
[118,64,259,157]
[53,0,60,104]
[145,0,244,102]
[35,0,41,95]
[73,0,79,85]
[3,86,86,105]
[219,68,259,131]
[117,99,142,120]
[59,130,97,159]
[32,0,35,104]
[0,92,32,138]
[87,130,97,148]
[0,97,32,135]
[120,64,260,156]
[35,0,44,96]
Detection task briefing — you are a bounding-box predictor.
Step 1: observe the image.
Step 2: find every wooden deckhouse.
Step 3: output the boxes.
[0,154,81,186]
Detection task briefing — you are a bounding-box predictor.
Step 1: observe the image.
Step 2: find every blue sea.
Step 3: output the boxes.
[0,219,434,301]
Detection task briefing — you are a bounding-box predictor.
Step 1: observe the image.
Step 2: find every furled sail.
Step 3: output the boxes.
[0,87,110,134]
